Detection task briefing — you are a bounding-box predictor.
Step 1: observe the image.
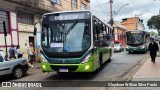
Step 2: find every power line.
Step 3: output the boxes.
[91,10,108,13]
[54,0,109,18]
[62,1,109,13]
[95,0,109,19]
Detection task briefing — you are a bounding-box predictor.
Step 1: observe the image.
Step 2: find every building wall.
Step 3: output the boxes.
[0,1,18,47]
[60,0,90,10]
[0,0,90,57]
[137,22,144,30]
[114,27,126,46]
[121,17,144,30]
[113,22,126,46]
[18,32,30,52]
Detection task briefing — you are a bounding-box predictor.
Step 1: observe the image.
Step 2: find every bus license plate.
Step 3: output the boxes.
[59,69,68,72]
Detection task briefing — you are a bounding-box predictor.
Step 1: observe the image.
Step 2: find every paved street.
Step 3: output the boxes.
[0,51,149,90]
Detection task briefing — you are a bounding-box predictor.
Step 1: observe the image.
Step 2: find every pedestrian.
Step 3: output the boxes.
[27,42,35,67]
[9,45,16,59]
[148,38,159,63]
[16,45,24,58]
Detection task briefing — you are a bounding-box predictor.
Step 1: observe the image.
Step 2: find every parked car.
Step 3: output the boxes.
[0,50,28,79]
[114,43,124,52]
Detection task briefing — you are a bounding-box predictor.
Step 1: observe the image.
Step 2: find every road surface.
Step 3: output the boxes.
[0,51,150,90]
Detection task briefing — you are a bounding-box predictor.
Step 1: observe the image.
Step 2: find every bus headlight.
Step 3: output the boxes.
[41,54,48,63]
[140,45,145,48]
[126,46,129,49]
[81,54,92,64]
[108,46,112,49]
[85,65,90,70]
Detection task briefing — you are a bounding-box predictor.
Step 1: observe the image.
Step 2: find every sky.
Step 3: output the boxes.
[90,0,160,33]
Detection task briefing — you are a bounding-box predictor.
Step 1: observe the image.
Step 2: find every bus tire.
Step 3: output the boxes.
[108,58,111,62]
[128,51,131,54]
[108,50,112,62]
[143,51,146,54]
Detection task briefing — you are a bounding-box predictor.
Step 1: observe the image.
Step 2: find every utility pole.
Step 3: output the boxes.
[3,21,8,58]
[109,0,113,27]
[159,9,160,15]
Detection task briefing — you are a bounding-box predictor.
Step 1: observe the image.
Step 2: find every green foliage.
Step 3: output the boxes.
[150,31,157,36]
[147,15,160,30]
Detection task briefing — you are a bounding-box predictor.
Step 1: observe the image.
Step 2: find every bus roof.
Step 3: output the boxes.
[43,10,112,29]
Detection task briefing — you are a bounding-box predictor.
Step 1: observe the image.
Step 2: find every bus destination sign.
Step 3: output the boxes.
[48,12,90,21]
[54,14,83,20]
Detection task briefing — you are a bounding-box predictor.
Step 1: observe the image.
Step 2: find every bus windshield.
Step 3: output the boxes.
[126,31,145,45]
[41,20,91,53]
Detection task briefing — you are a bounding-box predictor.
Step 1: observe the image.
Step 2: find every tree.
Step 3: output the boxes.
[147,15,160,31]
[150,31,157,36]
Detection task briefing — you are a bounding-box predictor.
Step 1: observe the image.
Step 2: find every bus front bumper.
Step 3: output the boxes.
[41,61,96,72]
[126,48,146,52]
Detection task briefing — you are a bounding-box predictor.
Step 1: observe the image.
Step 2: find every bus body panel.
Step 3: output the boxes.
[126,46,146,52]
[41,61,95,72]
[41,47,111,72]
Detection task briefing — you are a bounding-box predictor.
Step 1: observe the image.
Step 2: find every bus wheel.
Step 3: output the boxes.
[108,50,112,62]
[108,58,111,62]
[143,51,146,54]
[128,51,131,54]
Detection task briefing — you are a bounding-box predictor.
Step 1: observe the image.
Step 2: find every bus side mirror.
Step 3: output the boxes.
[34,27,37,36]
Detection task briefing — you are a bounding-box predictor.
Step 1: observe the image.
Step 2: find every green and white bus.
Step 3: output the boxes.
[125,30,150,53]
[39,10,114,73]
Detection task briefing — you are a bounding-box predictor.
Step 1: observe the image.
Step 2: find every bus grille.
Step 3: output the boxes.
[50,65,78,71]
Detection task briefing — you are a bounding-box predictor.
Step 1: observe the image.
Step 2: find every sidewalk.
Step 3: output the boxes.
[132,56,160,81]
[32,62,41,69]
[27,62,41,74]
[121,56,160,90]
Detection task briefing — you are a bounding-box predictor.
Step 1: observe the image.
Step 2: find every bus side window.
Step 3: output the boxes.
[109,29,114,40]
[42,24,52,48]
[96,23,100,35]
[93,19,100,46]
[97,22,102,40]
[106,27,110,40]
[103,25,107,39]
[93,20,98,40]
[42,26,47,47]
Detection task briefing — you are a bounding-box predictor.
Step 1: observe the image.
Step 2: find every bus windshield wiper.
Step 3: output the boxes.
[65,20,78,35]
